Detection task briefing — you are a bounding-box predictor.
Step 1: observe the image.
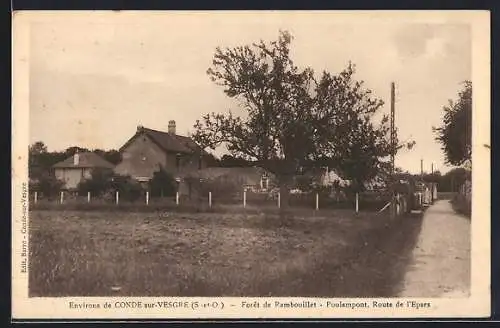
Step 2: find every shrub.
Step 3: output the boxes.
[149,167,177,198]
[109,174,144,202]
[77,169,144,202]
[30,173,64,199]
[77,168,114,197]
[452,193,471,217]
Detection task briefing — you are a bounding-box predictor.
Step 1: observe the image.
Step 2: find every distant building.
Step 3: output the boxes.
[319,167,351,188]
[114,122,209,185]
[52,152,115,189]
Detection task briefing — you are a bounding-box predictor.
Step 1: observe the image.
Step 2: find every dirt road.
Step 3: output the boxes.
[398,200,471,297]
[323,199,470,298]
[324,211,424,297]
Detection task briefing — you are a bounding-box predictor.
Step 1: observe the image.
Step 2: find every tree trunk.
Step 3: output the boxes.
[278,174,293,221]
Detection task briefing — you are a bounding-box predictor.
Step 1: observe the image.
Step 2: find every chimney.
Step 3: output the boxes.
[73,151,80,166]
[168,120,176,135]
[137,125,143,133]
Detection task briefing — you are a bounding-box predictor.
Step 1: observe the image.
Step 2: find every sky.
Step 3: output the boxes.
[28,11,471,174]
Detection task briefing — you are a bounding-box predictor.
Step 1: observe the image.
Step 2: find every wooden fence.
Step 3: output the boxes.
[29,189,400,213]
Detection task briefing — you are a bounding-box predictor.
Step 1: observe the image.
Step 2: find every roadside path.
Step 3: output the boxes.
[398,200,471,297]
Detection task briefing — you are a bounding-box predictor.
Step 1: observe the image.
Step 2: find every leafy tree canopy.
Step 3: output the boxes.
[433,81,472,167]
[192,31,411,208]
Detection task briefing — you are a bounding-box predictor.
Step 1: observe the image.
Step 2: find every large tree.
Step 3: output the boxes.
[310,66,413,191]
[433,81,472,167]
[192,31,397,211]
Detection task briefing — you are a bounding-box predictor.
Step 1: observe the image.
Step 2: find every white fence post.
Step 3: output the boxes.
[315,193,319,210]
[277,192,281,208]
[209,191,212,208]
[116,191,119,205]
[34,191,38,204]
[243,189,247,208]
[60,191,64,204]
[396,193,400,215]
[146,191,149,205]
[355,193,359,213]
[87,191,91,203]
[176,191,179,205]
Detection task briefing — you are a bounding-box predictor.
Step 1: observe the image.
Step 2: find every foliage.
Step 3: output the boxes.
[28,141,122,180]
[93,149,122,165]
[108,174,144,202]
[29,141,48,156]
[452,193,471,217]
[311,65,400,191]
[76,168,114,197]
[192,31,406,210]
[149,167,177,197]
[30,173,65,198]
[421,171,442,184]
[438,168,470,192]
[433,81,472,166]
[76,169,143,202]
[29,142,67,180]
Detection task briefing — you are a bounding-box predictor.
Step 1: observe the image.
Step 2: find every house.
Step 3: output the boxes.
[114,121,209,185]
[294,167,350,191]
[319,167,351,188]
[52,152,115,189]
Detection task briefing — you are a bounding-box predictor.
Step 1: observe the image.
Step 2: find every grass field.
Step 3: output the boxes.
[29,208,413,297]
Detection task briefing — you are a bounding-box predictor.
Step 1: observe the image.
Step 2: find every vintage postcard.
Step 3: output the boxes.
[12,10,490,320]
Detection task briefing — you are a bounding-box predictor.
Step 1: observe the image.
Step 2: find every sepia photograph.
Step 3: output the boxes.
[12,10,490,319]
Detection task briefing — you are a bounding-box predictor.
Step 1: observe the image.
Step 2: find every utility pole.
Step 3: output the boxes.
[420,158,423,178]
[390,82,395,180]
[390,82,396,218]
[431,162,434,202]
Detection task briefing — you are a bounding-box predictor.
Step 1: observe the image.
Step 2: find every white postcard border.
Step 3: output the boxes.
[12,10,491,319]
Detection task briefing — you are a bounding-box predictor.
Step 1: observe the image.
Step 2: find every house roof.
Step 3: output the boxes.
[52,152,115,169]
[120,126,207,155]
